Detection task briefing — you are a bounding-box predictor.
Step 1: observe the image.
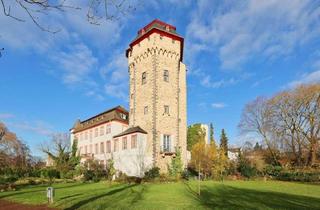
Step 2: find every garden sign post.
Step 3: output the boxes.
[47,187,55,203]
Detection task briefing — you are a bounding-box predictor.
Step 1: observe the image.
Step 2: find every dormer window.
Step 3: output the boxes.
[120,113,127,120]
[166,25,170,31]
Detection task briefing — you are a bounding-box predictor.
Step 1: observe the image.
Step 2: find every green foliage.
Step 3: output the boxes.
[83,159,106,182]
[220,129,228,156]
[265,165,282,177]
[187,124,206,151]
[106,159,115,182]
[238,153,257,178]
[276,171,320,182]
[210,123,215,144]
[169,148,183,179]
[212,148,229,180]
[144,167,160,180]
[69,139,81,168]
[40,167,60,184]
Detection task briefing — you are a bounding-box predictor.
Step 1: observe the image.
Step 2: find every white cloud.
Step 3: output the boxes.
[0,113,15,120]
[52,43,98,85]
[187,0,320,70]
[287,70,320,88]
[211,103,227,109]
[251,76,272,87]
[100,51,129,100]
[200,73,252,89]
[9,120,55,136]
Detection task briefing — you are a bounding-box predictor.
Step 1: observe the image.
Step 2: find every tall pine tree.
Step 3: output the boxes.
[210,123,215,145]
[220,129,228,157]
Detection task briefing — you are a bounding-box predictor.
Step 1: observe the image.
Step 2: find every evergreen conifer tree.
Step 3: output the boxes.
[220,129,228,157]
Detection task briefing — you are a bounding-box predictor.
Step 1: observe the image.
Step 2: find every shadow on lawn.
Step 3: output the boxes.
[0,183,86,199]
[184,182,320,210]
[64,184,138,210]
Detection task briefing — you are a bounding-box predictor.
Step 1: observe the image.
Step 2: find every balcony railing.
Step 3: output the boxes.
[160,145,175,154]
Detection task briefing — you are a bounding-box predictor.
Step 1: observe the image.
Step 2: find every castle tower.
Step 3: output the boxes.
[126,19,187,171]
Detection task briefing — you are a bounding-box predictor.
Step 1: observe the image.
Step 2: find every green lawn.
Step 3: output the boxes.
[1,180,320,210]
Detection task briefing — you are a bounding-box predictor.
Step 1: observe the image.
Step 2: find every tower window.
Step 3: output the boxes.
[142,72,147,84]
[164,70,169,82]
[144,106,148,115]
[122,137,127,150]
[162,134,171,153]
[164,105,170,115]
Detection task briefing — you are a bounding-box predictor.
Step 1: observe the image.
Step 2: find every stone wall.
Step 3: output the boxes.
[128,32,187,172]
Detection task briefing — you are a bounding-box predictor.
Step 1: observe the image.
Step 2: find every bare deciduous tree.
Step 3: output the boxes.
[238,97,279,164]
[0,0,138,33]
[239,84,320,167]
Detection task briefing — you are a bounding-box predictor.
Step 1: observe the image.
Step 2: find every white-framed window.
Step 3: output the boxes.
[164,70,169,82]
[106,124,111,134]
[164,105,169,115]
[89,144,92,154]
[85,132,88,140]
[95,128,98,137]
[144,106,148,115]
[142,72,147,84]
[100,126,104,136]
[90,130,93,140]
[131,135,137,149]
[84,145,88,154]
[100,142,105,154]
[95,143,98,154]
[114,139,119,152]
[163,134,171,152]
[122,137,127,150]
[106,141,111,153]
[80,133,83,141]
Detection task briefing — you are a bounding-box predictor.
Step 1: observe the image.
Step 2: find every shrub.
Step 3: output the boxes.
[144,167,160,180]
[181,169,189,180]
[276,171,320,182]
[83,170,95,182]
[265,165,282,177]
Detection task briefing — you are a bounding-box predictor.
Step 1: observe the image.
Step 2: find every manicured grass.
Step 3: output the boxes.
[0,180,320,209]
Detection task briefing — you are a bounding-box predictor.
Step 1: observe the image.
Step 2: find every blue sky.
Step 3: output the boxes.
[1,0,320,156]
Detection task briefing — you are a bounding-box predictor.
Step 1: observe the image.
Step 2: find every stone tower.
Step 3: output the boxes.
[126,19,187,171]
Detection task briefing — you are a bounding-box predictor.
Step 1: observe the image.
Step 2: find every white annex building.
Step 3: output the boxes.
[70,19,187,177]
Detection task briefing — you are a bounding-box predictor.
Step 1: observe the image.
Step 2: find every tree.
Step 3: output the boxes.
[254,142,262,151]
[187,124,206,151]
[41,133,80,177]
[239,84,320,167]
[210,123,215,145]
[106,159,115,184]
[169,147,183,179]
[212,148,228,181]
[220,129,228,157]
[0,122,31,176]
[239,97,280,165]
[0,0,138,33]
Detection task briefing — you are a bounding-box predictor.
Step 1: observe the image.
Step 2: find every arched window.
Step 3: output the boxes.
[142,72,147,84]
